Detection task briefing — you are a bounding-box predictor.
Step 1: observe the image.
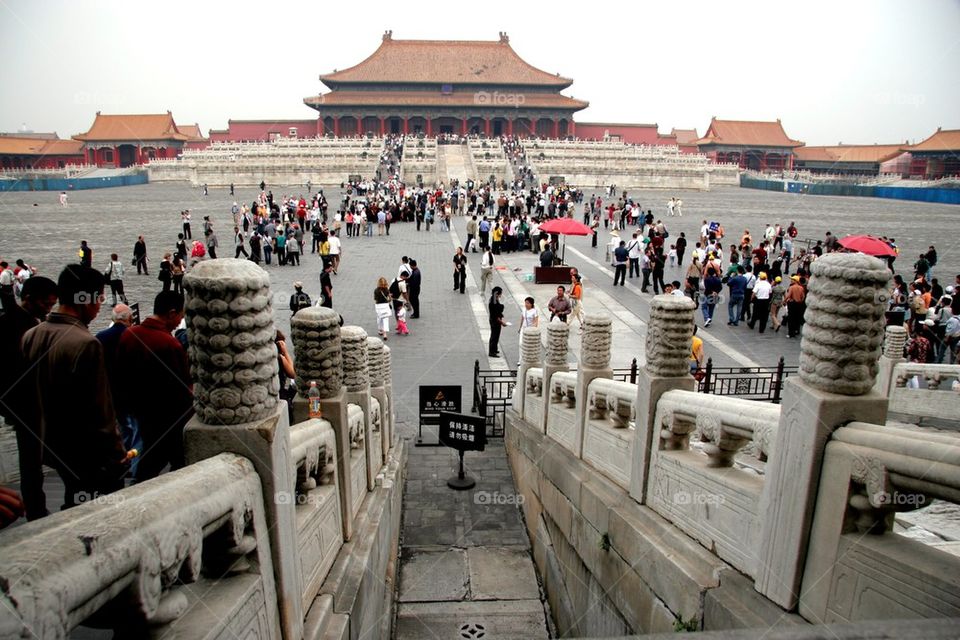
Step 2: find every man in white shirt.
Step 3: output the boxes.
[748,272,773,333]
[626,232,643,278]
[479,248,495,295]
[328,231,342,274]
[397,256,413,279]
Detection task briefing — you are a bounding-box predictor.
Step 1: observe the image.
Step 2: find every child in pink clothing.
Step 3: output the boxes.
[396,305,410,335]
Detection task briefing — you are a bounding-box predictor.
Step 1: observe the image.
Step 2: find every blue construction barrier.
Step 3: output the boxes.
[0,173,149,192]
[740,175,960,205]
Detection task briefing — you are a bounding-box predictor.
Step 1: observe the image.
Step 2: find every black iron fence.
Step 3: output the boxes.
[697,357,797,404]
[472,358,638,437]
[472,357,794,437]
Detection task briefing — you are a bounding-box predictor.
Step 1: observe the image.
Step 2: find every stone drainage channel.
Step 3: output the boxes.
[393,441,551,639]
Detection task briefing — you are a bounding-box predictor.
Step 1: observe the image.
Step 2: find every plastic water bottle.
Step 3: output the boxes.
[308,381,322,419]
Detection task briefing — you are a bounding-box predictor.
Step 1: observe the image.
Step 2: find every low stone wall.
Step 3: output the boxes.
[538,170,710,190]
[506,253,960,636]
[507,412,804,635]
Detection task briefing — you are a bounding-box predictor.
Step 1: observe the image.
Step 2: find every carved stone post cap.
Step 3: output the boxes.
[546,321,570,335]
[800,252,892,395]
[581,312,613,369]
[291,306,341,327]
[341,326,369,341]
[645,294,695,378]
[583,312,613,329]
[809,252,891,285]
[183,258,270,291]
[650,294,696,312]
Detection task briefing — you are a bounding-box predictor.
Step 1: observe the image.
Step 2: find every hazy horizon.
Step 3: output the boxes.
[1,0,957,146]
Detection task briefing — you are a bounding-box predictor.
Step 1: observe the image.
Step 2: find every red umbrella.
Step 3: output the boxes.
[538,218,592,236]
[538,218,592,264]
[837,235,896,257]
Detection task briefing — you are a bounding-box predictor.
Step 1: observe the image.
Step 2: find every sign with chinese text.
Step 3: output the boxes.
[439,412,486,452]
[419,385,461,416]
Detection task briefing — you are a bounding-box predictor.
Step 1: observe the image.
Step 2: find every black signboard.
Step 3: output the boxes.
[420,385,462,415]
[439,412,486,452]
[439,411,486,490]
[417,385,462,447]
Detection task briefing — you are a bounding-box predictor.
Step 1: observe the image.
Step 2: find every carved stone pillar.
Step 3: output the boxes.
[367,336,389,468]
[512,326,542,414]
[573,314,613,457]
[180,258,302,640]
[629,295,696,504]
[383,345,395,448]
[289,306,354,540]
[342,326,375,491]
[756,253,891,609]
[873,324,908,396]
[540,322,570,433]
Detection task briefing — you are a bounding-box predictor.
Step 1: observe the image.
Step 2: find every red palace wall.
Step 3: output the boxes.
[210,119,320,142]
[574,123,663,145]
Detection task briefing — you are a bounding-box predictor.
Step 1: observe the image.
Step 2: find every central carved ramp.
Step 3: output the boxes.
[439,144,474,184]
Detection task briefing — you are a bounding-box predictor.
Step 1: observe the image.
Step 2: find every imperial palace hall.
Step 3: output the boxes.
[302,31,588,139]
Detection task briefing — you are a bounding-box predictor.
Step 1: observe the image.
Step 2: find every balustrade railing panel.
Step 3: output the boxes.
[647,389,781,577]
[0,454,281,640]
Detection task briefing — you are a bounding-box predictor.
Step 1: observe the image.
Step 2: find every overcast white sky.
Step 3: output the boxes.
[1,0,957,145]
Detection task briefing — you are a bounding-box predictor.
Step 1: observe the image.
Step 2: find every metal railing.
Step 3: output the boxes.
[697,356,797,404]
[472,358,639,437]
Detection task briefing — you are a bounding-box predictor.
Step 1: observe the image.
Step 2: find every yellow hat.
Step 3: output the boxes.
[759,272,768,280]
[775,276,782,283]
[791,275,800,282]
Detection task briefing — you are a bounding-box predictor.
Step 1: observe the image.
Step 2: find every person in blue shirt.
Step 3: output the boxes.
[727,266,748,326]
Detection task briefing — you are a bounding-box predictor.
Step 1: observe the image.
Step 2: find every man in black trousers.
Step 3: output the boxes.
[408,259,422,318]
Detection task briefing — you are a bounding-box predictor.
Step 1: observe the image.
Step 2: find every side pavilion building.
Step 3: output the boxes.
[695,118,804,171]
[303,32,588,138]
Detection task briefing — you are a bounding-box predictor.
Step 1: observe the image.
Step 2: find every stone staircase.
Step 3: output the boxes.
[438,144,474,185]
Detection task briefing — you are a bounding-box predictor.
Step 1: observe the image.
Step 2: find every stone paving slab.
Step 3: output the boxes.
[395,599,549,640]
[468,546,541,601]
[397,547,469,602]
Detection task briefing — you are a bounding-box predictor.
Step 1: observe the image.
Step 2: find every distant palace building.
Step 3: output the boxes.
[905,128,960,178]
[302,31,588,138]
[75,112,206,167]
[793,144,910,176]
[0,133,84,170]
[694,118,804,171]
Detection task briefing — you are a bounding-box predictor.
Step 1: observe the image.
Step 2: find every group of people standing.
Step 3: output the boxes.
[0,264,192,524]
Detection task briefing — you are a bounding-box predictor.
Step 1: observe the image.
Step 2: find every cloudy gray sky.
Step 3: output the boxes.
[1,0,957,145]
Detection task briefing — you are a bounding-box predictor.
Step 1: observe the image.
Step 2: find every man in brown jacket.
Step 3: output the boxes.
[783,275,807,339]
[19,265,126,517]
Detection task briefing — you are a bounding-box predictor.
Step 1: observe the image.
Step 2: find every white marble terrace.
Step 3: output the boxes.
[513,252,960,624]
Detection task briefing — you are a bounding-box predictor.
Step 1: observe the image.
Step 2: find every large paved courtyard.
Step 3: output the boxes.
[1,182,957,432]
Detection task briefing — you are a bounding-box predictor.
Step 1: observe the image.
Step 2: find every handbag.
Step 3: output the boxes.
[375,303,392,321]
[693,367,706,382]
